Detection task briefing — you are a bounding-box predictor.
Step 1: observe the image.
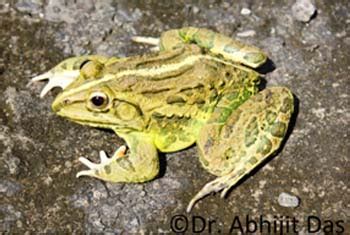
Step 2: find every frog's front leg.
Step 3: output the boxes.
[187,87,294,212]
[77,133,159,183]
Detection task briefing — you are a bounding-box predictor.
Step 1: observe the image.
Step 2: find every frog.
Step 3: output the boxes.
[31,27,294,212]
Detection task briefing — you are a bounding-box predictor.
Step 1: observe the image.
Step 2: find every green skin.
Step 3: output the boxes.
[32,27,294,212]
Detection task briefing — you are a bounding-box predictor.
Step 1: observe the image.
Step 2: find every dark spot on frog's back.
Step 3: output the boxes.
[246,116,258,131]
[244,116,259,147]
[195,98,205,106]
[224,147,233,159]
[209,88,218,101]
[152,112,165,119]
[179,132,190,142]
[225,71,231,79]
[164,135,177,148]
[166,95,186,104]
[222,109,242,138]
[134,47,185,69]
[141,87,171,99]
[280,96,293,113]
[248,156,258,165]
[262,89,275,106]
[265,89,272,99]
[270,121,287,138]
[257,136,272,155]
[203,137,214,154]
[245,132,257,147]
[227,91,239,101]
[266,110,277,124]
[240,70,249,80]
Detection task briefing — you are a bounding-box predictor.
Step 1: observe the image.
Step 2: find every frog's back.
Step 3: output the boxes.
[106,46,259,152]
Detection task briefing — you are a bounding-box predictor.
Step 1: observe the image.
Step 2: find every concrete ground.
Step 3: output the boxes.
[0,0,349,233]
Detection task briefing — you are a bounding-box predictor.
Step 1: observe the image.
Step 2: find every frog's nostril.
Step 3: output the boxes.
[63,99,71,105]
[52,98,70,112]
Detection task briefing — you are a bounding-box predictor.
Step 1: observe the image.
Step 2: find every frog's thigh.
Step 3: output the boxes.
[78,133,159,183]
[190,87,293,210]
[199,87,293,175]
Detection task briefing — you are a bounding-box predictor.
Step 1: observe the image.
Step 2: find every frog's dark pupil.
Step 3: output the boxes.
[91,96,105,106]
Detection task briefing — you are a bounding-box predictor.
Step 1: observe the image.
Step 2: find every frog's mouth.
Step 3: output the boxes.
[54,105,142,132]
[66,117,117,127]
[69,118,140,133]
[54,108,118,127]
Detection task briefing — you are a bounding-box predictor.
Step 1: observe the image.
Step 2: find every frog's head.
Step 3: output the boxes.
[51,58,145,132]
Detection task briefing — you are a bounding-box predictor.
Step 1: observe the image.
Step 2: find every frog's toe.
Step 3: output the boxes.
[76,146,127,179]
[131,36,160,46]
[78,155,100,169]
[76,155,101,178]
[187,176,228,213]
[76,169,95,178]
[221,184,233,198]
[131,36,160,51]
[31,71,52,82]
[31,70,79,98]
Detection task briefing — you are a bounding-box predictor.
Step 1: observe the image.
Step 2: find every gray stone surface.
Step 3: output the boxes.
[0,0,349,233]
[278,192,300,208]
[292,0,317,22]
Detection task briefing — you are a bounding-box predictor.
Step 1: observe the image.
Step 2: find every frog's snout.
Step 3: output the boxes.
[51,98,61,113]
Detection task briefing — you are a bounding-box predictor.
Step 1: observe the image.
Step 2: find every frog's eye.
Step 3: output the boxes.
[88,91,109,110]
[79,60,91,70]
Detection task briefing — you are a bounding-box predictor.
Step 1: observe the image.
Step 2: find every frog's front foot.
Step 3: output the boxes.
[77,145,127,179]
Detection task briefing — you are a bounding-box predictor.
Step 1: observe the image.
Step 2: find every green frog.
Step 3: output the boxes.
[31,27,294,212]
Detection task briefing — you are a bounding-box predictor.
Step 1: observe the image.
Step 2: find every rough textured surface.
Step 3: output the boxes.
[292,0,317,23]
[0,0,349,233]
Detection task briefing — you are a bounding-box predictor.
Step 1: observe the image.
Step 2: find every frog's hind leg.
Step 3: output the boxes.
[132,27,267,67]
[159,27,267,68]
[188,87,294,212]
